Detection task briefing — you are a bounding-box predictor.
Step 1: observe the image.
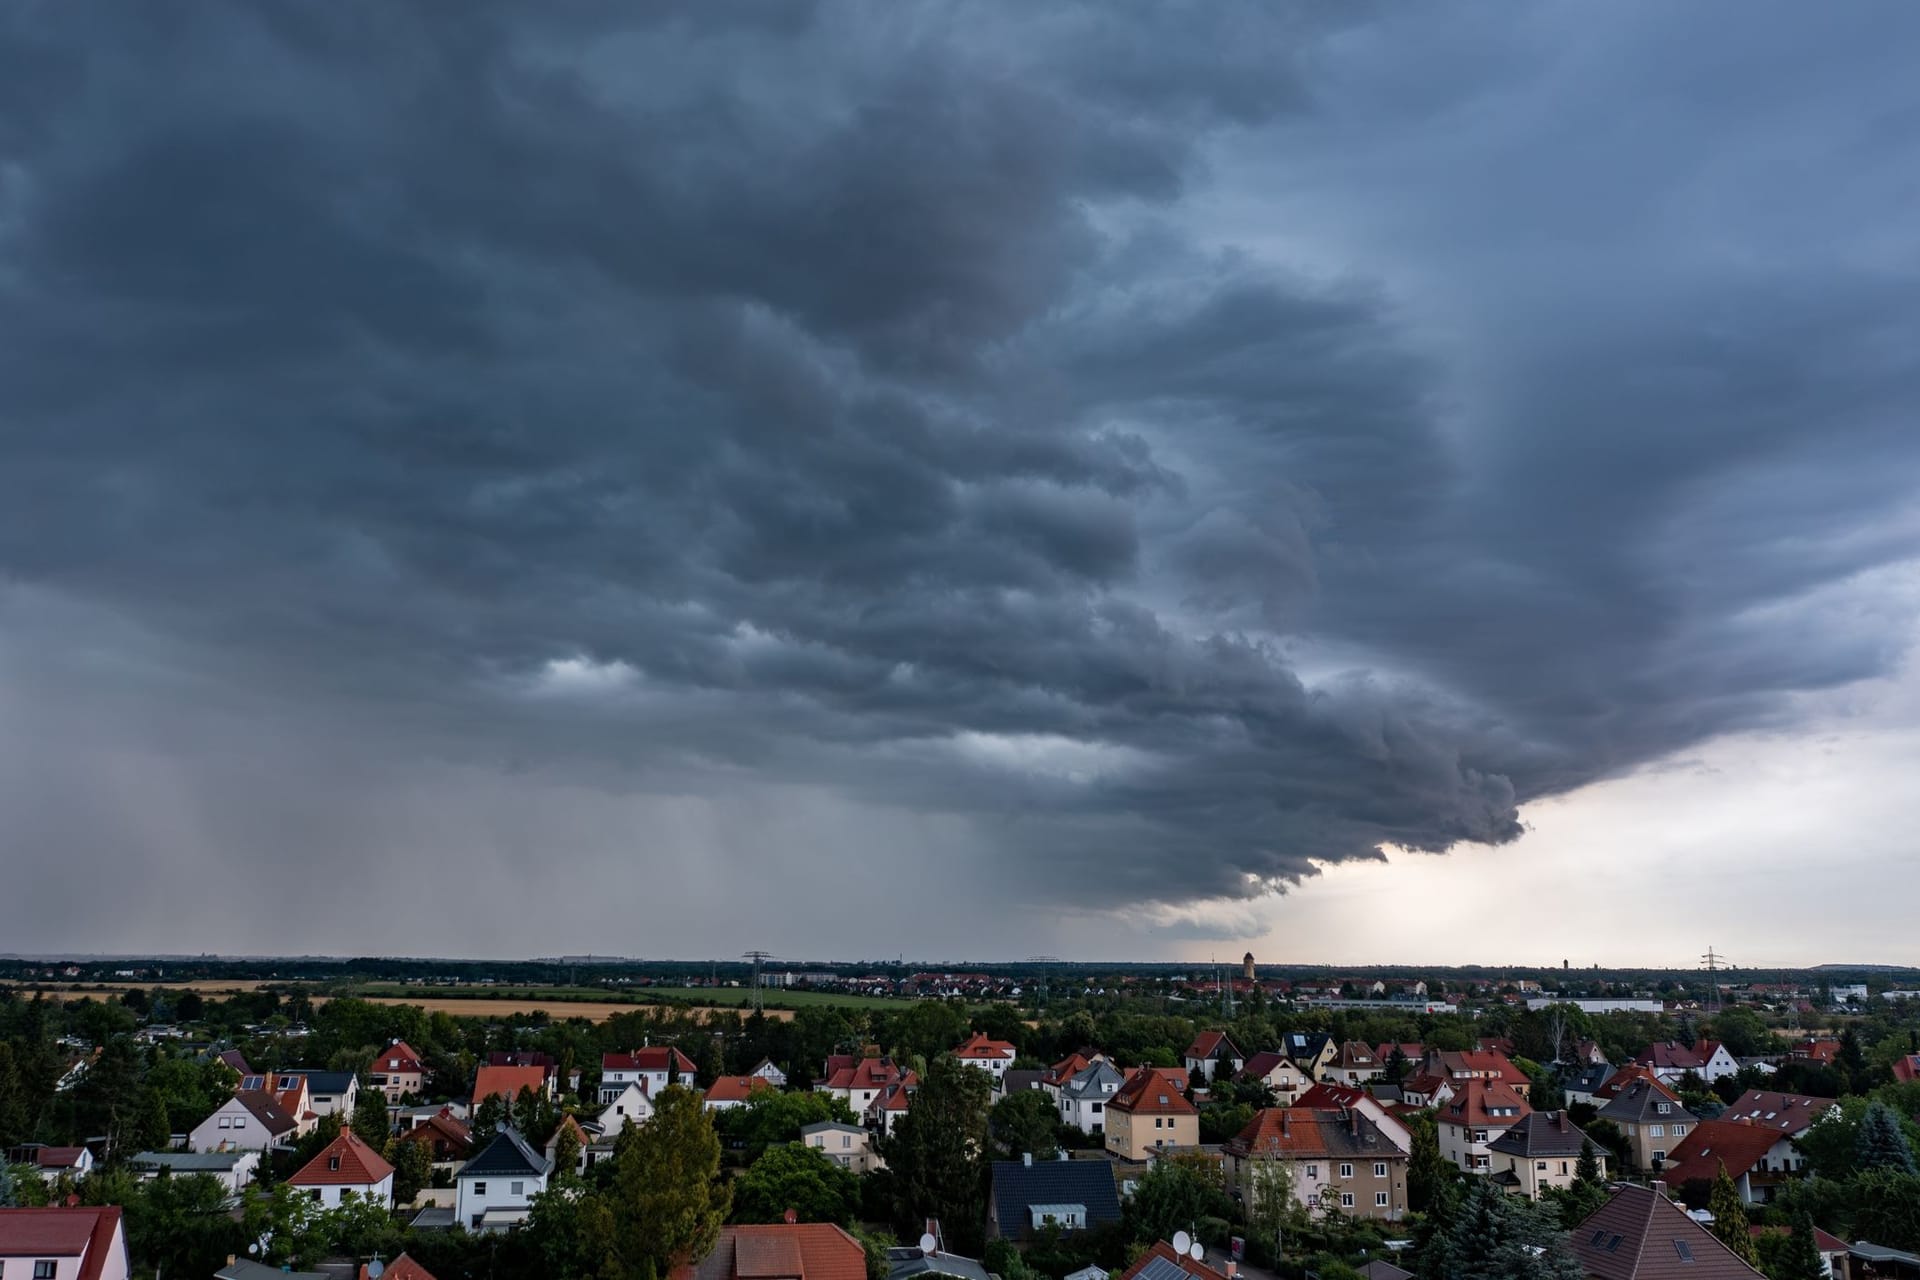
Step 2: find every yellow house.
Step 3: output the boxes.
[1104,1067,1198,1160]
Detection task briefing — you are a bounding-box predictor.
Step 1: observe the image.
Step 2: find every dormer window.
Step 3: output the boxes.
[329,1156,341,1171]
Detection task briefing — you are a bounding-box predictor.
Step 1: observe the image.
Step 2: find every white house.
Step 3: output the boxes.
[190,1091,299,1153]
[15,1146,94,1182]
[749,1059,788,1088]
[456,1129,553,1233]
[273,1071,358,1118]
[285,1130,393,1210]
[1056,1061,1124,1134]
[597,1082,653,1139]
[600,1048,696,1104]
[0,1206,131,1280]
[953,1033,1017,1080]
[130,1149,261,1195]
[802,1120,881,1174]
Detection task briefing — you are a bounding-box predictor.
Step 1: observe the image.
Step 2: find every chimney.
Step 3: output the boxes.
[1059,1150,1070,1161]
[1652,1180,1668,1198]
[784,1207,798,1224]
[1023,1152,1033,1167]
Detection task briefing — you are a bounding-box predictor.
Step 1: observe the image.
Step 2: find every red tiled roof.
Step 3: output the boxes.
[1185,1030,1238,1060]
[362,1253,438,1280]
[1436,1050,1528,1085]
[706,1076,777,1104]
[679,1223,868,1280]
[1440,1079,1531,1128]
[32,1147,87,1168]
[288,1128,395,1188]
[1896,1054,1920,1084]
[954,1032,1017,1060]
[234,1088,299,1135]
[1789,1039,1839,1064]
[1374,1042,1424,1063]
[1717,1090,1835,1135]
[1596,1065,1680,1103]
[824,1057,910,1092]
[1749,1226,1847,1255]
[1109,1067,1196,1116]
[1118,1241,1229,1280]
[1661,1120,1786,1188]
[1237,1051,1292,1082]
[371,1041,426,1075]
[473,1065,550,1106]
[1045,1053,1092,1085]
[1633,1043,1707,1072]
[0,1206,125,1280]
[1294,1082,1368,1111]
[605,1047,698,1074]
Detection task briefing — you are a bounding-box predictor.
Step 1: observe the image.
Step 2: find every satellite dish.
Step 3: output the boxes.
[919,1233,938,1254]
[369,1263,385,1279]
[1172,1232,1192,1257]
[247,1244,259,1256]
[1190,1243,1206,1262]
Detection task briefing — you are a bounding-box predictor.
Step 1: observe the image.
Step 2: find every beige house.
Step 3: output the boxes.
[369,1040,427,1103]
[1223,1108,1409,1221]
[1436,1079,1532,1173]
[802,1120,881,1174]
[1104,1067,1198,1160]
[1237,1052,1310,1105]
[1485,1110,1606,1198]
[1596,1072,1696,1172]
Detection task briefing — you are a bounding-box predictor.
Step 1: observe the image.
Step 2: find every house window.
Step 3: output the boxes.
[1672,1125,1688,1137]
[473,1182,487,1196]
[1374,1163,1387,1177]
[1657,1102,1671,1114]
[1653,1151,1666,1164]
[38,1262,60,1279]
[1559,1161,1569,1175]
[511,1181,524,1195]
[220,1116,232,1128]
[329,1156,341,1171]
[233,1118,245,1129]
[1340,1192,1354,1208]
[843,1136,851,1149]
[1091,1102,1102,1113]
[1339,1163,1353,1179]
[1306,1165,1319,1180]
[1376,1192,1389,1207]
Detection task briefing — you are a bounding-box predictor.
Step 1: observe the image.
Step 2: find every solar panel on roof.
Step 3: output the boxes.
[1136,1255,1192,1280]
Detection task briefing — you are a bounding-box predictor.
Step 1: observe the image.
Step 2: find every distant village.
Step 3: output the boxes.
[4,953,1920,1280]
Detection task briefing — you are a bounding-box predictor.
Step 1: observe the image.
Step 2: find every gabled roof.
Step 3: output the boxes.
[233,1089,300,1135]
[954,1032,1017,1061]
[1716,1090,1836,1135]
[706,1075,776,1104]
[288,1128,395,1187]
[1439,1079,1531,1128]
[1660,1120,1789,1188]
[0,1206,125,1280]
[459,1127,553,1179]
[1569,1184,1764,1280]
[823,1056,911,1092]
[31,1146,88,1169]
[1001,1069,1047,1094]
[362,1253,437,1280]
[680,1223,867,1280]
[1280,1032,1333,1063]
[276,1069,356,1095]
[1374,1043,1424,1064]
[397,1111,473,1156]
[216,1048,254,1076]
[1331,1042,1378,1070]
[1633,1043,1706,1072]
[1236,1051,1294,1082]
[473,1064,550,1106]
[991,1158,1121,1231]
[604,1047,697,1074]
[1434,1050,1527,1085]
[1564,1061,1615,1094]
[1894,1054,1920,1083]
[1109,1068,1195,1116]
[1116,1240,1229,1280]
[1060,1061,1125,1100]
[1485,1110,1591,1159]
[372,1041,427,1074]
[1045,1053,1093,1085]
[1185,1031,1241,1061]
[1223,1108,1402,1161]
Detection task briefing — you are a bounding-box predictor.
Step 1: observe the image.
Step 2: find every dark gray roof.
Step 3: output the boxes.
[131,1150,252,1172]
[279,1069,357,1094]
[459,1127,553,1178]
[1563,1062,1614,1094]
[1598,1079,1695,1126]
[1061,1061,1125,1100]
[889,1248,994,1280]
[991,1158,1121,1236]
[1487,1111,1592,1159]
[1358,1261,1414,1280]
[215,1262,327,1280]
[1001,1069,1047,1094]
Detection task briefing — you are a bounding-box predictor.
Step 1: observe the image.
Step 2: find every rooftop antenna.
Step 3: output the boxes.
[743,950,773,1013]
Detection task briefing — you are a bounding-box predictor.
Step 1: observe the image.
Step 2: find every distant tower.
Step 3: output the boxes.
[1242,952,1256,982]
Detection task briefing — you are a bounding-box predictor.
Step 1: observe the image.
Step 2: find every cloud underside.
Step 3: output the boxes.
[2,1,1918,937]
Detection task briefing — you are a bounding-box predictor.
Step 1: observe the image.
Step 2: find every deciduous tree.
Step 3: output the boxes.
[612,1084,729,1279]
[732,1143,861,1225]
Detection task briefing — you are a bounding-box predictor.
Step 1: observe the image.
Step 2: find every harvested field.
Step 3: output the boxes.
[334,996,795,1023]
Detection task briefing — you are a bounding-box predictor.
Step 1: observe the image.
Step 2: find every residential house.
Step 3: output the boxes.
[1222,1108,1410,1221]
[704,1075,777,1112]
[803,1120,882,1174]
[678,1223,867,1280]
[1748,1225,1848,1280]
[1114,1241,1229,1280]
[888,1241,994,1280]
[486,1051,568,1095]
[544,1114,604,1177]
[818,1056,916,1120]
[1397,1071,1456,1110]
[129,1149,260,1194]
[988,1155,1122,1239]
[11,1146,94,1182]
[864,1079,915,1137]
[1281,1032,1337,1082]
[369,1040,427,1103]
[1566,1040,1608,1067]
[1056,1061,1125,1135]
[1236,1051,1310,1105]
[1629,1043,1708,1086]
[455,1128,553,1232]
[1486,1110,1605,1199]
[473,1064,554,1114]
[999,1069,1047,1100]
[1596,1075,1696,1173]
[1428,1049,1530,1089]
[1042,1053,1095,1094]
[1569,1183,1764,1280]
[1104,1068,1197,1161]
[1294,1083,1413,1155]
[953,1033,1017,1081]
[1374,1042,1426,1074]
[1661,1119,1807,1204]
[189,1090,299,1153]
[1326,1043,1384,1087]
[597,1082,653,1139]
[394,1110,474,1168]
[601,1048,696,1103]
[287,1129,394,1210]
[1716,1090,1839,1141]
[1183,1032,1244,1084]
[1690,1041,1741,1084]
[1437,1079,1532,1173]
[748,1059,788,1088]
[1562,1061,1616,1110]
[272,1071,358,1118]
[238,1072,317,1137]
[1894,1054,1920,1084]
[359,1253,437,1280]
[1788,1039,1840,1066]
[0,1206,130,1280]
[214,1048,254,1077]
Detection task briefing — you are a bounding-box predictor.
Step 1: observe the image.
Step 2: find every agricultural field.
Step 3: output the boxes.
[334,981,917,1013]
[328,995,795,1023]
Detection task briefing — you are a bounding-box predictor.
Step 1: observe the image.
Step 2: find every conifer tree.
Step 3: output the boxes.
[1856,1099,1917,1174]
[1706,1161,1758,1265]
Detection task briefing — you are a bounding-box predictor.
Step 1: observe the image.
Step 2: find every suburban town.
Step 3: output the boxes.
[3,956,1920,1280]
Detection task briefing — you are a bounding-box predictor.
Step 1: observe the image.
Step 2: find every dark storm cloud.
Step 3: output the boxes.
[3,0,1920,947]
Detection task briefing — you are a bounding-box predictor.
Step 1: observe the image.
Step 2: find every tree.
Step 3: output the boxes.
[1244,1153,1307,1261]
[1707,1161,1759,1265]
[1385,1046,1409,1084]
[1545,1138,1608,1229]
[390,1136,431,1205]
[1421,1179,1584,1280]
[550,1121,583,1182]
[720,1089,859,1160]
[882,1054,992,1254]
[990,1089,1060,1160]
[732,1143,862,1225]
[611,1084,729,1279]
[1124,1154,1232,1246]
[471,1092,507,1147]
[1406,1112,1456,1214]
[1764,1211,1826,1280]
[1857,1100,1918,1174]
[352,1081,392,1147]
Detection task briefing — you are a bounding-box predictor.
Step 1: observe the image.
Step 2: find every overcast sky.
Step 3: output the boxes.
[4,3,1919,967]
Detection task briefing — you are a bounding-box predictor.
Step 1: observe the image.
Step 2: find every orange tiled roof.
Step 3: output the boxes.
[362,1254,437,1280]
[1440,1079,1532,1128]
[473,1065,550,1106]
[288,1129,395,1187]
[954,1032,1017,1060]
[1109,1067,1196,1116]
[706,1076,777,1104]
